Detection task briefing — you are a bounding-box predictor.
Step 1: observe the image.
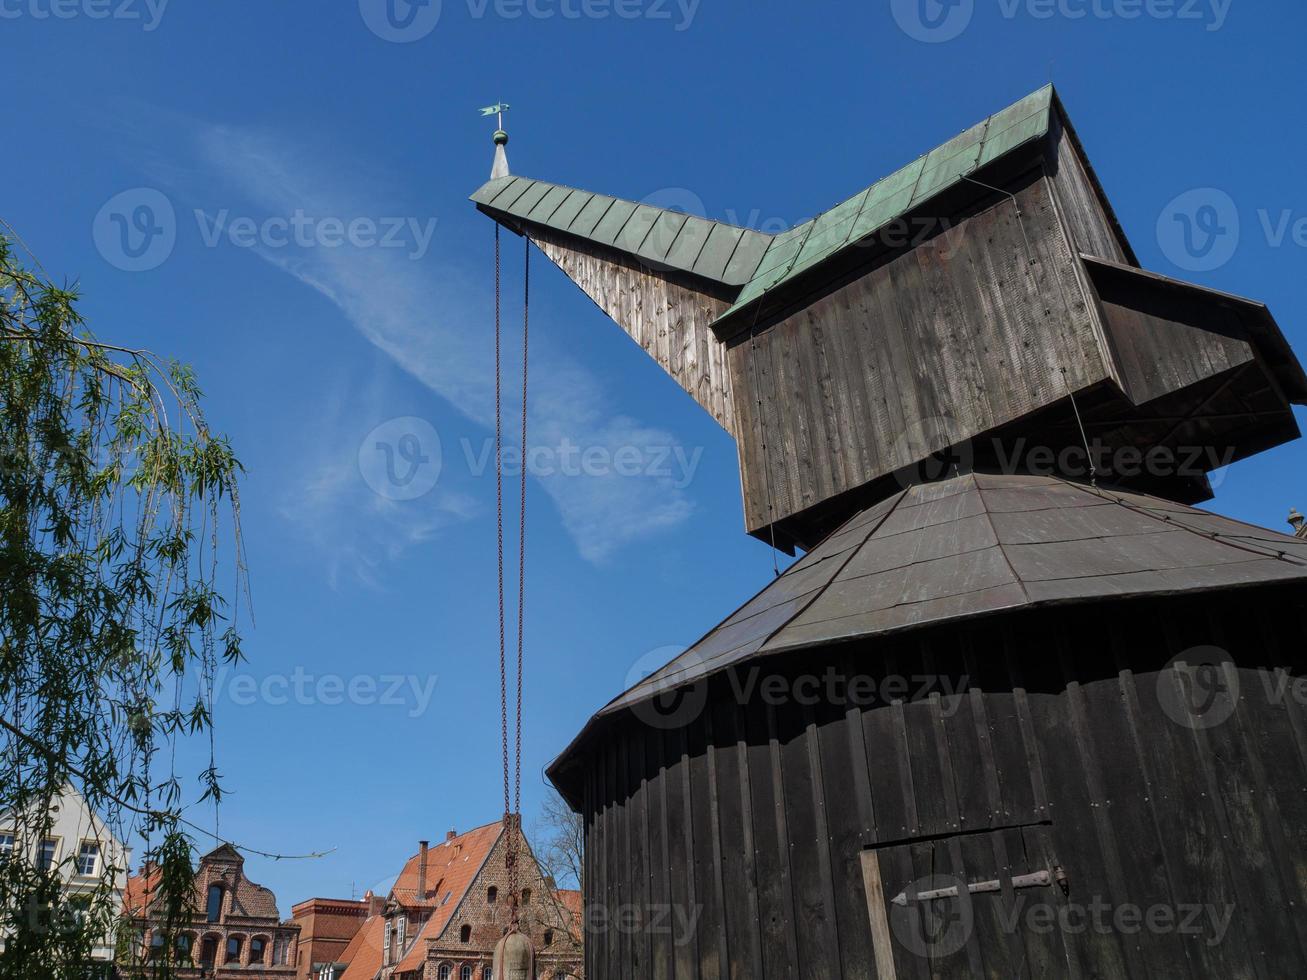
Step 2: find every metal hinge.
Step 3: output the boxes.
[891,869,1053,906]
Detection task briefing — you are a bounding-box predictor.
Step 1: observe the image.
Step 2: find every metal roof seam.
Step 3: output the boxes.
[682,217,717,276]
[978,480,1034,605]
[1051,477,1307,567]
[495,177,535,212]
[752,487,913,650]
[539,186,574,226]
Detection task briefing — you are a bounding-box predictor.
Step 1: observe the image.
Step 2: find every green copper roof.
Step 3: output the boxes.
[470,175,774,288]
[471,85,1055,312]
[719,85,1055,323]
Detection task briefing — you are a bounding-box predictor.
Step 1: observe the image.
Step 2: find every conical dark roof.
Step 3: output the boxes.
[602,471,1307,717]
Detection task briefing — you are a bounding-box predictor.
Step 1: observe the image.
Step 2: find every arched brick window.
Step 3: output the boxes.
[486,886,498,904]
[460,923,472,943]
[437,964,452,980]
[200,934,219,967]
[460,966,473,980]
[225,935,244,964]
[249,935,268,964]
[520,888,531,906]
[205,884,224,922]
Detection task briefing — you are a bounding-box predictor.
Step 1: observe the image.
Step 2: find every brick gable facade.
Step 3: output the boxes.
[332,819,581,980]
[122,843,300,977]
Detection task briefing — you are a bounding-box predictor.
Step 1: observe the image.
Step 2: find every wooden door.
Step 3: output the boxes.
[860,824,1075,979]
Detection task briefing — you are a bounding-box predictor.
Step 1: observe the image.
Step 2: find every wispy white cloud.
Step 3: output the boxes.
[136,114,696,569]
[290,448,479,591]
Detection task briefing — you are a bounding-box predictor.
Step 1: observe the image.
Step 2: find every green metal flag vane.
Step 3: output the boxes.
[480,102,511,131]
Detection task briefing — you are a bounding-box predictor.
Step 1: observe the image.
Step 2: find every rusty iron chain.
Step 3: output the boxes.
[494,227,531,929]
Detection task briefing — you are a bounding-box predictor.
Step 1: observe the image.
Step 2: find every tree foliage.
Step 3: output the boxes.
[0,233,245,979]
[532,788,584,893]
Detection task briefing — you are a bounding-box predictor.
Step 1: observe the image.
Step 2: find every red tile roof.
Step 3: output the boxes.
[391,917,434,974]
[122,865,162,916]
[388,822,502,974]
[337,912,386,980]
[389,822,502,912]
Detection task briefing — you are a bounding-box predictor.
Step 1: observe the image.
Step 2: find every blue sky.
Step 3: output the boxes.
[4,0,1305,908]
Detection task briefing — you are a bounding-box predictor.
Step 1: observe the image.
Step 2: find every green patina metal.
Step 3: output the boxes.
[721,84,1055,321]
[470,175,774,288]
[470,85,1055,308]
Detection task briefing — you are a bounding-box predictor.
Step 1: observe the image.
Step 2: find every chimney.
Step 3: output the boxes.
[446,828,457,842]
[417,841,429,899]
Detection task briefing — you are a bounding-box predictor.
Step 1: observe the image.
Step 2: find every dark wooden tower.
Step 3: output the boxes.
[473,86,1307,978]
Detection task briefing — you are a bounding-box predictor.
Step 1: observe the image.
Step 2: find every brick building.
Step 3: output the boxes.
[122,843,300,976]
[292,893,382,980]
[333,819,582,980]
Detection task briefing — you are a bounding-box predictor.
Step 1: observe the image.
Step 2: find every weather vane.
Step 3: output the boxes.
[479,102,511,133]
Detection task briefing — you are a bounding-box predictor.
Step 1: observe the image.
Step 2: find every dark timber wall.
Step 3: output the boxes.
[577,587,1307,979]
[727,170,1108,541]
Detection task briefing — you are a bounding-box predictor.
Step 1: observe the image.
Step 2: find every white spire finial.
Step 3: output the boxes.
[480,102,511,179]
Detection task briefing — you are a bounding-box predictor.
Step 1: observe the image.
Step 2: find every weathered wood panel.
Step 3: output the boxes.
[1046,111,1133,264]
[575,586,1307,978]
[1088,259,1256,405]
[729,174,1109,537]
[527,225,737,433]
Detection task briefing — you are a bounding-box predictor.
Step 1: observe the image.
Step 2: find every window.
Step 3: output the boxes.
[36,839,57,871]
[225,935,243,964]
[68,895,91,929]
[175,933,193,959]
[460,966,473,980]
[396,916,406,948]
[383,919,392,963]
[0,832,15,858]
[249,936,267,964]
[483,968,493,980]
[459,924,472,943]
[486,885,498,904]
[76,841,100,876]
[205,884,224,922]
[437,965,452,980]
[148,932,165,959]
[544,929,554,947]
[520,888,531,906]
[200,935,218,966]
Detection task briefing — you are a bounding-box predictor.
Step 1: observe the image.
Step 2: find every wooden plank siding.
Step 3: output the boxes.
[1045,111,1134,266]
[729,172,1110,538]
[526,225,738,434]
[575,586,1307,978]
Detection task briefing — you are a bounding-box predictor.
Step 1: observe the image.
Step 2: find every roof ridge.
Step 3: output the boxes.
[1052,477,1307,566]
[754,486,912,651]
[716,83,1057,326]
[974,478,1034,605]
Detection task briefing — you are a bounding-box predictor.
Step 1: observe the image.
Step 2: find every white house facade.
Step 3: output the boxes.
[0,784,132,963]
